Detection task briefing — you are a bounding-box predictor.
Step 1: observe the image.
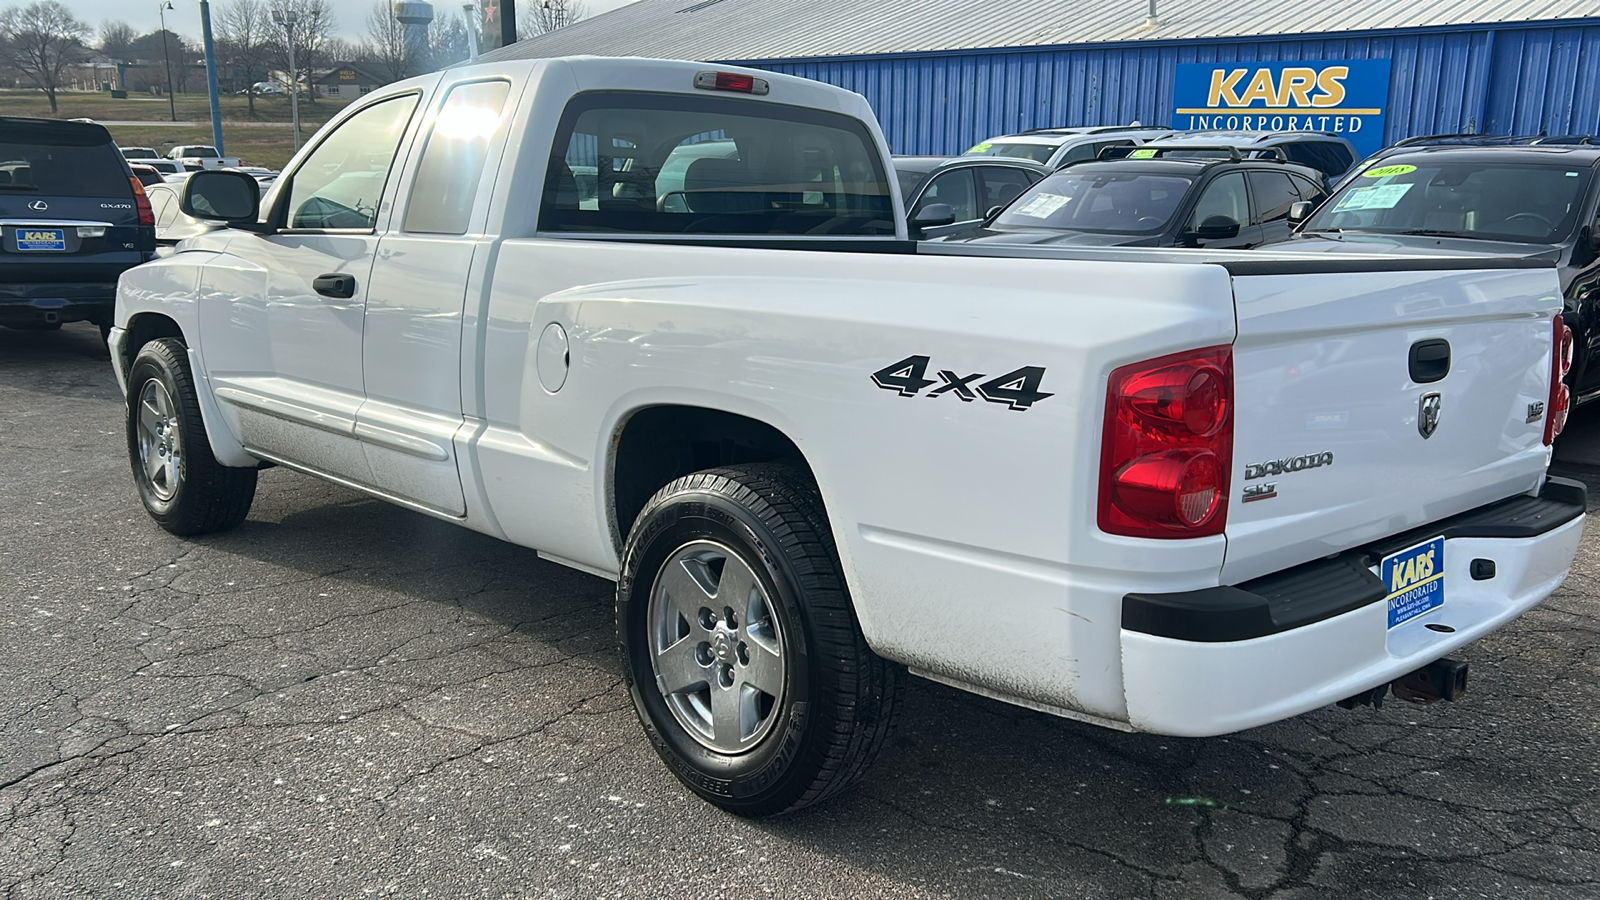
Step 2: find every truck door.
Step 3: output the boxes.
[198,93,421,485]
[357,79,514,516]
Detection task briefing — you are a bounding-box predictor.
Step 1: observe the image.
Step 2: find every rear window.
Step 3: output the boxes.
[541,91,895,236]
[0,124,129,198]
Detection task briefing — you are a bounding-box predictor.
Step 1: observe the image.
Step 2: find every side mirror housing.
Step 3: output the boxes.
[181,170,262,227]
[910,203,957,231]
[1187,215,1241,242]
[1288,200,1314,227]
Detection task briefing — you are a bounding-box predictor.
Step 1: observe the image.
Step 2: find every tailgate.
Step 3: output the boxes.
[1222,263,1561,583]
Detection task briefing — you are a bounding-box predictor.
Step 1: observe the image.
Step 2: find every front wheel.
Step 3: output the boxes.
[617,464,904,816]
[126,338,257,535]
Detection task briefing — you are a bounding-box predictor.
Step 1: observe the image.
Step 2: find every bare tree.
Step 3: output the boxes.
[267,0,335,102]
[217,0,277,117]
[519,0,587,36]
[363,0,411,81]
[97,19,136,61]
[428,9,470,69]
[0,1,88,113]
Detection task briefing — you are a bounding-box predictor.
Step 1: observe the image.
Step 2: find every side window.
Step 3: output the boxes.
[1090,140,1134,160]
[978,166,1036,213]
[1058,142,1096,165]
[541,91,895,236]
[1288,174,1327,206]
[404,80,511,235]
[1189,172,1248,229]
[915,169,977,221]
[148,188,177,227]
[1283,142,1353,178]
[1247,171,1299,224]
[285,94,419,230]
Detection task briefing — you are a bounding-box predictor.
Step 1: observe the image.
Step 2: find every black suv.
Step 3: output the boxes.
[1262,144,1600,409]
[937,149,1327,249]
[0,117,155,336]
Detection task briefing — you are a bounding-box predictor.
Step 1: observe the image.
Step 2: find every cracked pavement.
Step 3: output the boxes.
[3,322,1599,899]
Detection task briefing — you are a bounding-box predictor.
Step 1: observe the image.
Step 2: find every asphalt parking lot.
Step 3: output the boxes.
[3,323,1599,900]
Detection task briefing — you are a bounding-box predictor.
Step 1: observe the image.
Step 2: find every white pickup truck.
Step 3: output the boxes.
[108,57,1586,816]
[164,144,241,172]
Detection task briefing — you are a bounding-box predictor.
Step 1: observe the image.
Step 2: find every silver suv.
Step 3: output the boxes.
[961,125,1173,169]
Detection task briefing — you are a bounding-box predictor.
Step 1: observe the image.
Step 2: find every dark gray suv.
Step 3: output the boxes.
[0,117,155,337]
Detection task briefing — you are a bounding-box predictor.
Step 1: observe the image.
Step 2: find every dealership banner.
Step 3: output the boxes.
[1171,60,1392,157]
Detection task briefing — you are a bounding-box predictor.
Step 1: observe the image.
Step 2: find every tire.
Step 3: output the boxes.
[617,464,904,816]
[125,337,257,535]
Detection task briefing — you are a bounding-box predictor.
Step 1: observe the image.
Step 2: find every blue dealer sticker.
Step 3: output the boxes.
[1383,537,1444,629]
[17,228,66,251]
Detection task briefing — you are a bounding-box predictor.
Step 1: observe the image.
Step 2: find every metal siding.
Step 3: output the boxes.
[761,24,1600,157]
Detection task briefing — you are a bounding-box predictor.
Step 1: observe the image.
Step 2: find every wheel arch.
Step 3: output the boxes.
[121,312,255,469]
[607,405,819,558]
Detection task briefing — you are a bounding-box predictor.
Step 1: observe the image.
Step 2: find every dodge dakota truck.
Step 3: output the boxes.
[107,57,1587,816]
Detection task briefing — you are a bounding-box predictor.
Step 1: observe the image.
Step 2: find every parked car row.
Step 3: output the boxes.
[902,127,1600,412]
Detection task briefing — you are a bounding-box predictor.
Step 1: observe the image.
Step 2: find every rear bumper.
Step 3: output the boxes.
[1120,477,1586,736]
[0,281,120,325]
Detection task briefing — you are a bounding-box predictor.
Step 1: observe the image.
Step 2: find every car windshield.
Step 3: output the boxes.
[1304,161,1593,244]
[992,171,1193,233]
[962,141,1058,164]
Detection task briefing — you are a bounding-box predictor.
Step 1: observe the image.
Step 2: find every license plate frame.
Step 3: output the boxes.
[1383,536,1445,629]
[16,228,67,251]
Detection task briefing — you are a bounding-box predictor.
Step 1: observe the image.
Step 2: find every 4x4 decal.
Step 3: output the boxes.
[871,355,1053,411]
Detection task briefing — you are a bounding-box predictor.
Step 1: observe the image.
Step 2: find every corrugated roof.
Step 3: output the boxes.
[487,0,1600,63]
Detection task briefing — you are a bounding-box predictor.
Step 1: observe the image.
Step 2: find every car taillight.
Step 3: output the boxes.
[129,176,154,227]
[1546,314,1574,445]
[1098,346,1233,538]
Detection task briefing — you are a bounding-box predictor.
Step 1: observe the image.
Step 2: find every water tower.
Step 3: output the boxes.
[393,1,434,71]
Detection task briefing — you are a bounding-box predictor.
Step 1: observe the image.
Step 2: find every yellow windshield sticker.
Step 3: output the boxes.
[1129,148,1158,159]
[1362,164,1416,177]
[969,142,993,153]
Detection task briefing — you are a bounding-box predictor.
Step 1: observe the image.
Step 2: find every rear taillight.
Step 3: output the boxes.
[1545,314,1574,445]
[129,176,154,227]
[1098,346,1233,538]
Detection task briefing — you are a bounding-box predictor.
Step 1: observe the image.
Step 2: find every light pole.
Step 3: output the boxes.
[272,10,302,151]
[463,3,479,60]
[158,1,176,121]
[199,0,225,155]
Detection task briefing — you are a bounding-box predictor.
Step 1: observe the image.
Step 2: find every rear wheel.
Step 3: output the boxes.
[126,338,256,535]
[617,464,903,816]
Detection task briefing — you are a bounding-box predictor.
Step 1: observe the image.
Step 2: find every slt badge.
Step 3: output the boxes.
[1418,391,1442,439]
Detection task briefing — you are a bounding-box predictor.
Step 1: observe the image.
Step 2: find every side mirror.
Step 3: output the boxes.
[1188,215,1241,242]
[910,203,957,231]
[1288,200,1314,227]
[181,170,261,226]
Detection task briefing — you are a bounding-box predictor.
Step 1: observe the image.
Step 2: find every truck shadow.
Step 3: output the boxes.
[0,322,110,361]
[185,467,1600,898]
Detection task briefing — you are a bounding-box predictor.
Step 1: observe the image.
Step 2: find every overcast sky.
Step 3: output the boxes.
[58,0,640,42]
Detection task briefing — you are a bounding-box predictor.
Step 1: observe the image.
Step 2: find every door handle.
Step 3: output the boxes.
[313,273,357,299]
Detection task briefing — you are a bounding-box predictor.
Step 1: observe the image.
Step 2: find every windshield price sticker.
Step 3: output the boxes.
[1362,164,1415,178]
[1129,148,1158,159]
[1331,183,1413,212]
[1012,193,1072,219]
[969,142,993,153]
[1383,537,1445,629]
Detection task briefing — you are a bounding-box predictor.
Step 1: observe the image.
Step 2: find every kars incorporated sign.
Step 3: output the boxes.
[1171,60,1391,157]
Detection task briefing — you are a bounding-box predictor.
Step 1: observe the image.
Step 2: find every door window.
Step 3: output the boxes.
[1288,173,1327,206]
[1247,171,1299,224]
[1188,172,1248,230]
[915,169,977,221]
[404,80,511,235]
[284,94,420,231]
[978,166,1036,214]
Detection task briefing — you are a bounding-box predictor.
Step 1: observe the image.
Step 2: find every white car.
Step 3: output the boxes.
[164,144,241,171]
[108,57,1584,817]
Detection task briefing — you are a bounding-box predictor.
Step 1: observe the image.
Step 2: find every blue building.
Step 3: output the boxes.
[495,0,1600,159]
